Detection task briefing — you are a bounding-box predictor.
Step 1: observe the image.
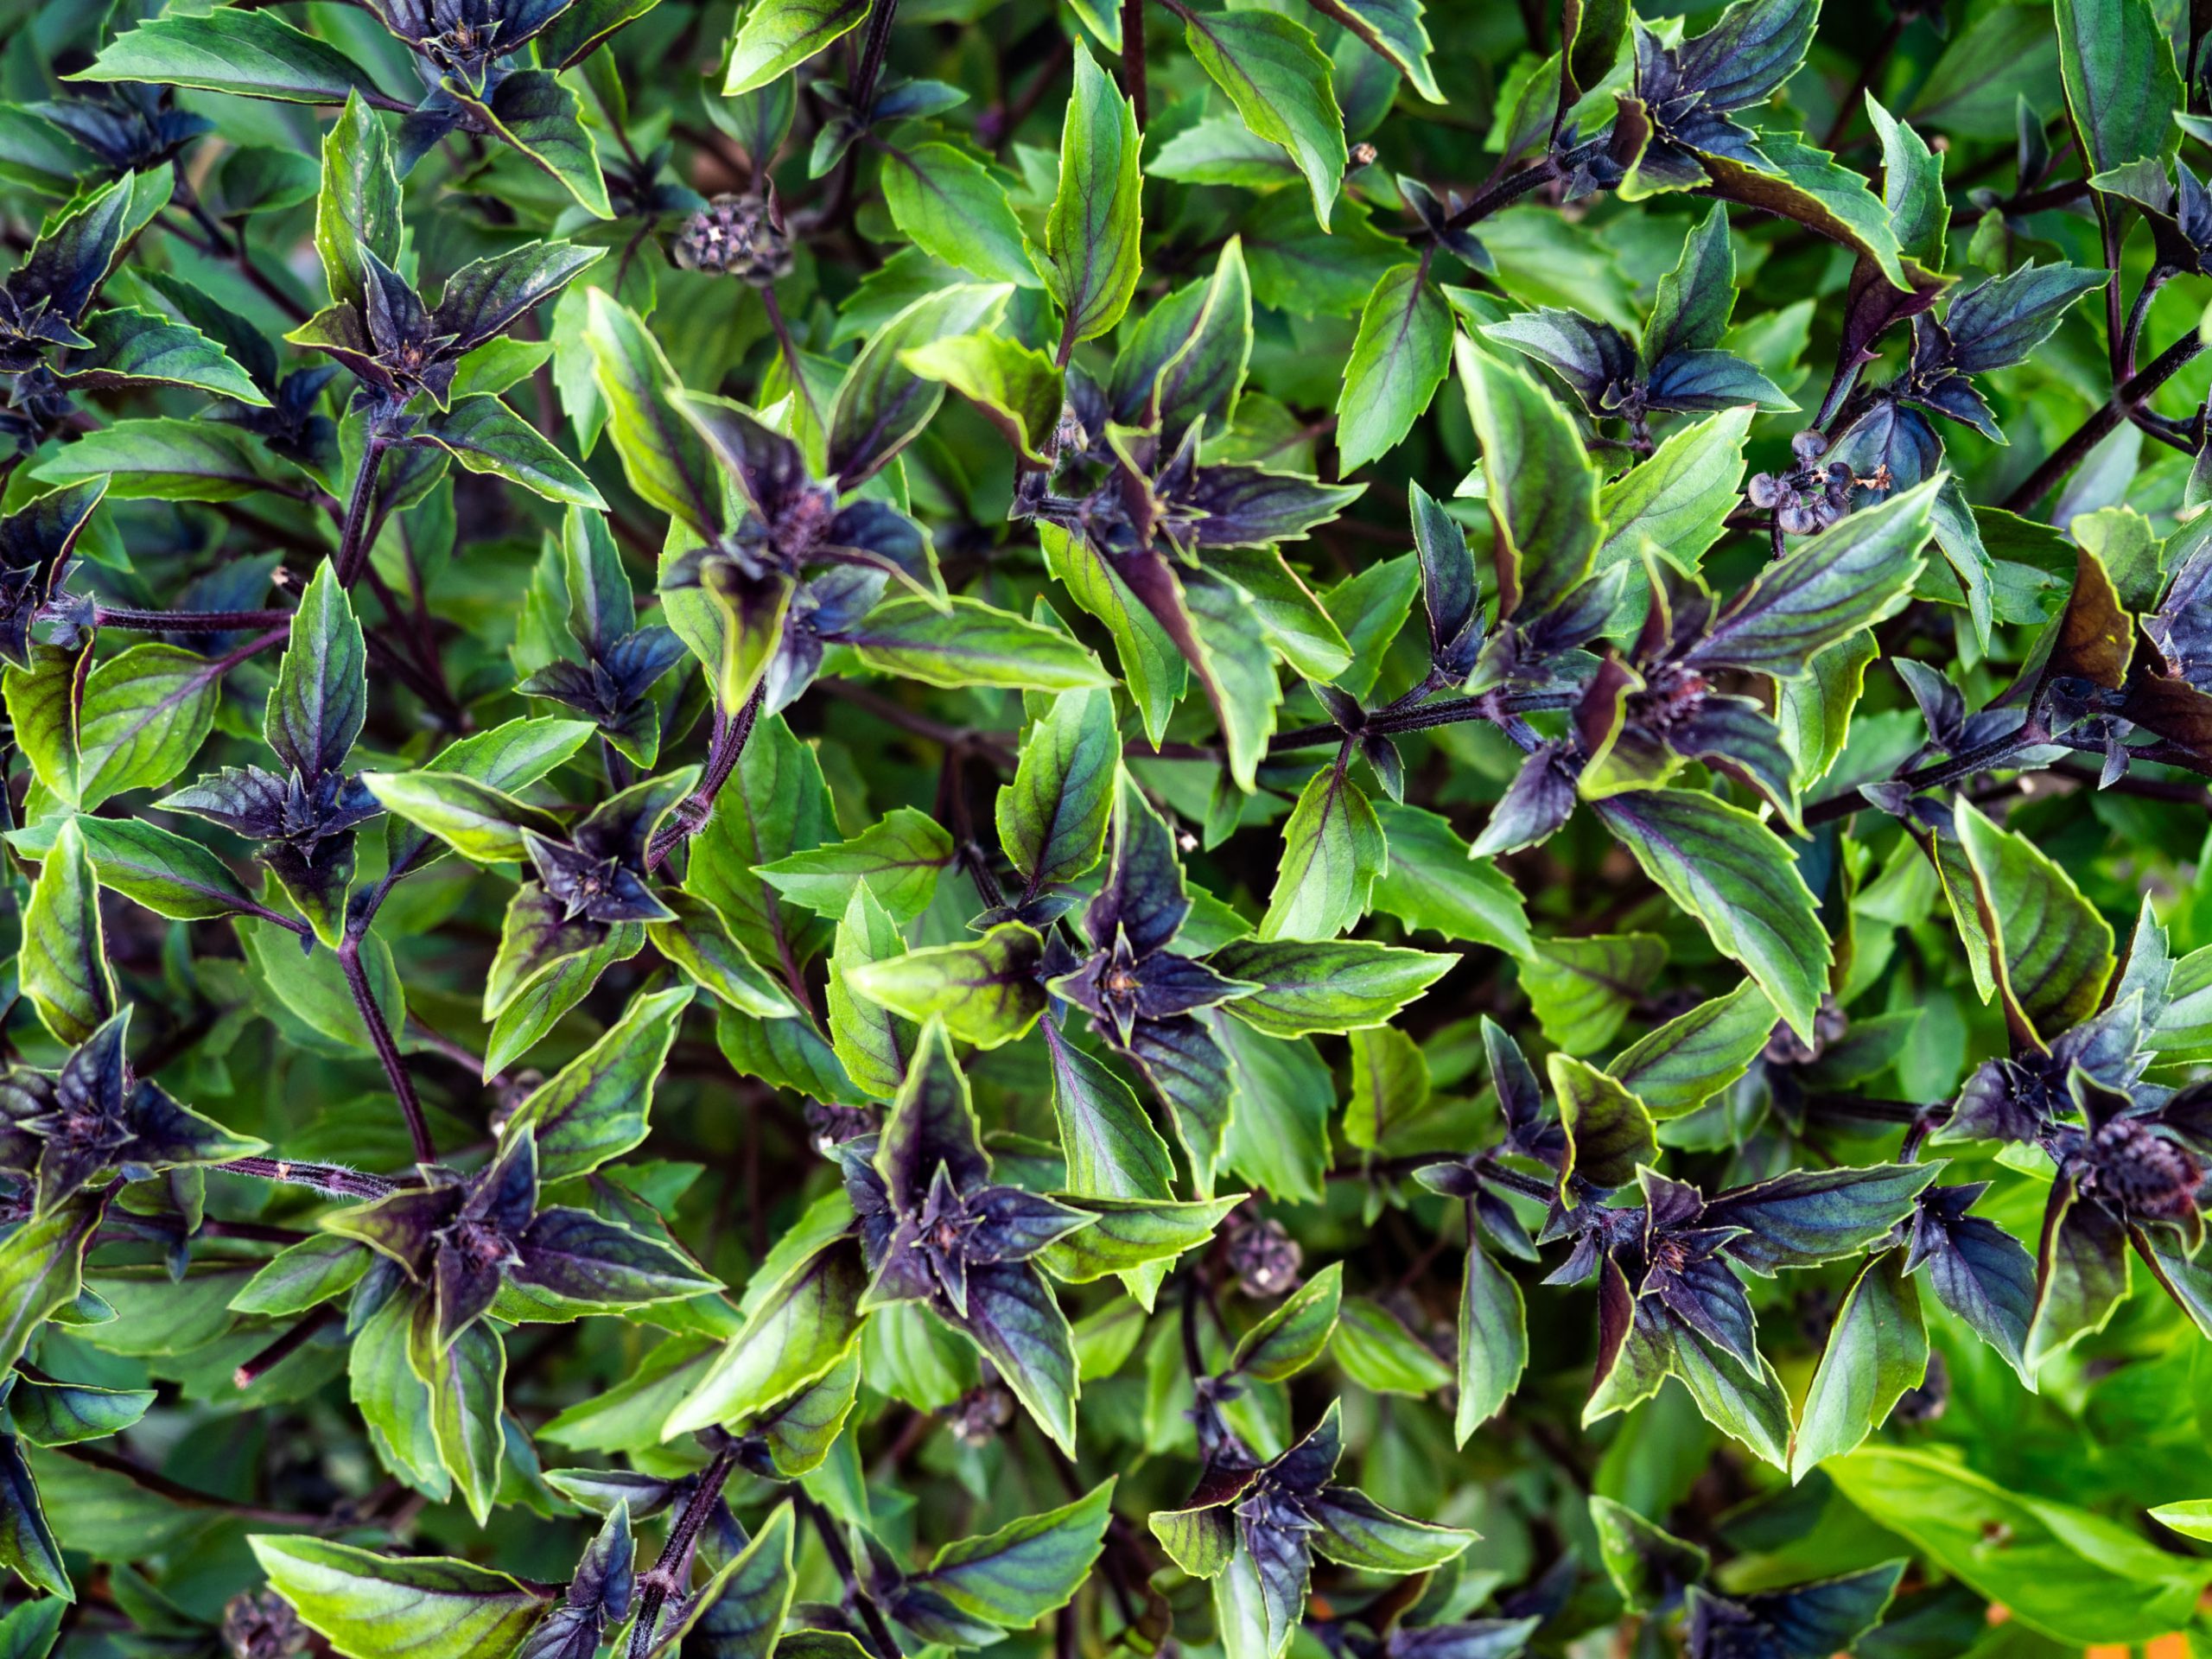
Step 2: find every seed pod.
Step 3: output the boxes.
[223,1589,308,1659]
[674,191,796,287]
[1226,1215,1302,1298]
[948,1382,1016,1446]
[2088,1116,2204,1223]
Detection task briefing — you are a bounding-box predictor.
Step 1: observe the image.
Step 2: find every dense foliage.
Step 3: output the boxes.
[7,0,2212,1653]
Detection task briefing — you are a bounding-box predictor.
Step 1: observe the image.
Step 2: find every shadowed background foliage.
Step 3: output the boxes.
[3,0,2212,1654]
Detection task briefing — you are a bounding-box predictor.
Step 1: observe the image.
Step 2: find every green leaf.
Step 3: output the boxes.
[1039,1195,1243,1284]
[483,922,642,1075]
[425,1322,505,1527]
[1046,1023,1175,1196]
[1231,1261,1343,1381]
[688,712,836,976]
[1549,1053,1656,1192]
[63,307,268,404]
[503,986,691,1182]
[1663,1320,1793,1470]
[911,1479,1116,1631]
[77,644,226,810]
[1866,95,1949,268]
[1045,46,1143,347]
[827,884,913,1099]
[1180,8,1347,226]
[1260,764,1385,942]
[755,805,954,925]
[315,93,401,314]
[881,143,1042,289]
[361,771,560,865]
[1520,933,1666,1054]
[63,815,256,922]
[1452,335,1598,619]
[843,922,1048,1049]
[1039,522,1187,746]
[0,1594,62,1656]
[3,644,82,808]
[900,331,1063,462]
[349,1289,446,1497]
[2056,0,2181,180]
[1951,798,2115,1047]
[1180,566,1281,792]
[1589,1497,1707,1614]
[1310,0,1440,99]
[1688,477,1936,677]
[1789,1249,1927,1481]
[30,419,301,502]
[1595,406,1752,575]
[240,910,406,1056]
[447,71,612,219]
[1592,789,1830,1043]
[0,1198,99,1376]
[842,596,1110,690]
[1306,1486,1473,1573]
[0,1435,67,1600]
[1332,1295,1452,1394]
[1210,938,1453,1037]
[1213,1015,1331,1204]
[2149,1500,2212,1542]
[583,290,724,539]
[1827,1447,2212,1648]
[664,1240,868,1437]
[1694,136,1916,291]
[1453,1243,1526,1443]
[230,1235,370,1318]
[827,284,1013,486]
[76,10,382,105]
[1150,1503,1239,1580]
[1777,630,1879,792]
[659,1501,798,1656]
[7,1377,152,1447]
[723,0,872,95]
[1606,978,1775,1119]
[249,1537,550,1659]
[1336,264,1452,472]
[380,716,595,868]
[418,396,606,508]
[267,560,365,783]
[1343,1025,1429,1152]
[648,893,798,1017]
[998,687,1116,890]
[22,821,115,1046]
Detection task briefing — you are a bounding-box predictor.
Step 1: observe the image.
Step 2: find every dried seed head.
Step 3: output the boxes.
[948,1382,1016,1446]
[1226,1216,1302,1298]
[806,1099,875,1154]
[674,193,796,286]
[1763,995,1848,1067]
[1891,1350,1948,1425]
[223,1590,308,1659]
[2088,1116,2204,1223]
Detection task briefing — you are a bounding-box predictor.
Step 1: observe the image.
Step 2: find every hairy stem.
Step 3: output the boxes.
[233,1307,337,1389]
[339,932,434,1166]
[334,437,390,588]
[1120,0,1148,125]
[629,1444,740,1657]
[2002,329,2206,515]
[94,604,296,632]
[795,1487,906,1659]
[217,1156,397,1199]
[646,681,766,872]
